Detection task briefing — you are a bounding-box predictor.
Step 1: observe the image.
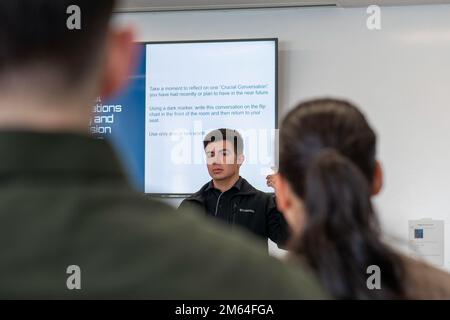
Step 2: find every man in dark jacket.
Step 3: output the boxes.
[0,0,326,299]
[179,129,289,250]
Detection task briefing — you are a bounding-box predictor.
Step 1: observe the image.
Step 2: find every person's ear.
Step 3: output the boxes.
[237,154,245,166]
[99,26,136,99]
[275,175,306,236]
[371,160,384,196]
[275,175,292,212]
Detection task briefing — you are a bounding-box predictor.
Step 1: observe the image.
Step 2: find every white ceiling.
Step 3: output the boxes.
[116,0,450,12]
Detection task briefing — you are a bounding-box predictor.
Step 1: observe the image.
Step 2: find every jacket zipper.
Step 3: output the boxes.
[214,192,224,216]
[231,197,239,225]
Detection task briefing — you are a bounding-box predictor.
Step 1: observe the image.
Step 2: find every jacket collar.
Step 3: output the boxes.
[187,176,257,204]
[204,176,245,192]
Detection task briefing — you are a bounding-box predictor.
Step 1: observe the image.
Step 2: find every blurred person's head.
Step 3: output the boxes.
[275,98,405,299]
[0,0,135,132]
[203,128,244,182]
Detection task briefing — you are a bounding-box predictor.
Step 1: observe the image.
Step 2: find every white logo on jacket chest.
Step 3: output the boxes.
[238,208,255,214]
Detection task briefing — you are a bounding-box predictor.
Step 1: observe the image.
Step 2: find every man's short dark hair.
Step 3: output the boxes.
[0,0,116,85]
[203,129,244,156]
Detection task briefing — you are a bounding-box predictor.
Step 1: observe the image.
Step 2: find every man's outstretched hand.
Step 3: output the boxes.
[266,173,280,191]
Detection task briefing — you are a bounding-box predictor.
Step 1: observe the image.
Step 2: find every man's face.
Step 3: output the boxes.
[205,140,243,181]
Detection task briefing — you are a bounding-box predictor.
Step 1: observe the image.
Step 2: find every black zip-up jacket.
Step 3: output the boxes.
[178,177,289,249]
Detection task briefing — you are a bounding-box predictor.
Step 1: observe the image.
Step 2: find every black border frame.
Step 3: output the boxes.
[137,38,279,198]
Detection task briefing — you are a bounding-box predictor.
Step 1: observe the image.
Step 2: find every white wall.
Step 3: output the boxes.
[115,4,450,269]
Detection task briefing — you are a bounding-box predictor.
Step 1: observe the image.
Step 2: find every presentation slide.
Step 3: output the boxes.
[91,39,278,195]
